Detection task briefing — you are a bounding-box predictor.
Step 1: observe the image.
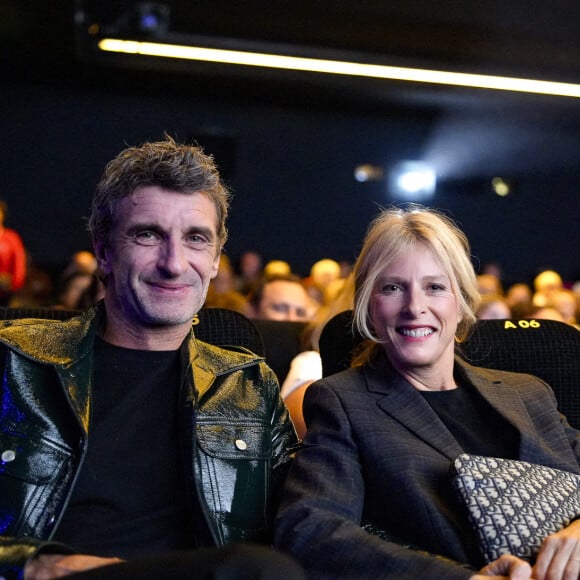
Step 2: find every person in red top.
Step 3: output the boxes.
[0,199,26,305]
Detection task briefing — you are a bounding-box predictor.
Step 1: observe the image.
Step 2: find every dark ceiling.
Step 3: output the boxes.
[4,0,580,179]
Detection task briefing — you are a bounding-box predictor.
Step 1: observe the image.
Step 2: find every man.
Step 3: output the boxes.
[0,138,300,579]
[248,275,316,322]
[0,199,26,305]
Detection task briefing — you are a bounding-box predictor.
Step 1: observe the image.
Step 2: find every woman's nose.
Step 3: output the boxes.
[404,287,426,316]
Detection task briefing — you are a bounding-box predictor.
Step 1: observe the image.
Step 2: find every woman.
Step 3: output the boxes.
[274,206,580,580]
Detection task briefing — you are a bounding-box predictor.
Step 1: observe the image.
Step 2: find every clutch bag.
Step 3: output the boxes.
[451,453,580,563]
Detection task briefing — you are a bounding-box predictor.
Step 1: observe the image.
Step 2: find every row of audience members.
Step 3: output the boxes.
[476,269,579,327]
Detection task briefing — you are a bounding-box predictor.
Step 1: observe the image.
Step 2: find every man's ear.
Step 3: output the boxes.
[94,241,112,276]
[210,249,220,279]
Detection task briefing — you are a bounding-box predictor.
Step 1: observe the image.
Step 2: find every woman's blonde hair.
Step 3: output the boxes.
[352,206,480,361]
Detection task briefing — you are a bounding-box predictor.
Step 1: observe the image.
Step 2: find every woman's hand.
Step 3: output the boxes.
[533,519,580,580]
[471,554,532,579]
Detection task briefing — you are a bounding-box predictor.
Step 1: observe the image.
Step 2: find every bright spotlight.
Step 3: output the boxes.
[388,161,436,200]
[491,177,511,197]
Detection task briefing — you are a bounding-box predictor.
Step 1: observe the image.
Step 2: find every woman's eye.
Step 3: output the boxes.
[381,284,401,294]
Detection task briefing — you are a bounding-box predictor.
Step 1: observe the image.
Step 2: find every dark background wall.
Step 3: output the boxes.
[3,77,580,289]
[3,1,580,289]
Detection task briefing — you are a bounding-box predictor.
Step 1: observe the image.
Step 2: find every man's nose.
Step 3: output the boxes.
[159,239,187,275]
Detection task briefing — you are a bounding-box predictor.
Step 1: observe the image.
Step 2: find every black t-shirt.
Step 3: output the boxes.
[420,382,519,459]
[53,337,193,558]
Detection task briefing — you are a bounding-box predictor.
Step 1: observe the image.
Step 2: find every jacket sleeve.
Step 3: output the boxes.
[274,380,474,580]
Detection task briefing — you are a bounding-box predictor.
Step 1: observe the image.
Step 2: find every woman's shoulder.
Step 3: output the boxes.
[459,357,552,394]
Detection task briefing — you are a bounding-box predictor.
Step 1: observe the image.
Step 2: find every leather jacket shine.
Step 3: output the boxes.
[0,305,297,576]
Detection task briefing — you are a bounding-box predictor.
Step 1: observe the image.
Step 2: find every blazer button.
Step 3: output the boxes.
[235,439,248,451]
[1,449,16,462]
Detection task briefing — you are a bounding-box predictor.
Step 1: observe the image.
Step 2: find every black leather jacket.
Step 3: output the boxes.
[0,306,297,577]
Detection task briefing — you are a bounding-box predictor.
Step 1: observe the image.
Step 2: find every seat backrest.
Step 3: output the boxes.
[195,308,265,355]
[319,310,580,429]
[252,319,307,383]
[0,306,265,356]
[460,319,580,428]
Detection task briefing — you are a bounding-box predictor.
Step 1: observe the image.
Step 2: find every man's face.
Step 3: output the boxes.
[258,280,313,321]
[97,186,220,341]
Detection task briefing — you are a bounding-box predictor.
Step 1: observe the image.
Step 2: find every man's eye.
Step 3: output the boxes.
[187,234,209,246]
[134,231,158,244]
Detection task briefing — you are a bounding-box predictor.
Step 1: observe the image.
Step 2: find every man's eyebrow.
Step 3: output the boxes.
[185,225,216,241]
[125,222,164,235]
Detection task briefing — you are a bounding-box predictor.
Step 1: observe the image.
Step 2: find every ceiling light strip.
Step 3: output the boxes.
[98,38,580,98]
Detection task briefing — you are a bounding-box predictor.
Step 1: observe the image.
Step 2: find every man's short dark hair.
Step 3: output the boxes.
[88,136,231,251]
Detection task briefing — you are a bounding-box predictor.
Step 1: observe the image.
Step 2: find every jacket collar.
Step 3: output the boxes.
[364,353,533,460]
[185,336,263,401]
[0,305,99,366]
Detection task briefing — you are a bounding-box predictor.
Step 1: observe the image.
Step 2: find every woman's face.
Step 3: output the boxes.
[369,243,461,377]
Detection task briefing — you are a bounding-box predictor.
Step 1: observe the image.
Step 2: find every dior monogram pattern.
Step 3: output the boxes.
[452,454,580,563]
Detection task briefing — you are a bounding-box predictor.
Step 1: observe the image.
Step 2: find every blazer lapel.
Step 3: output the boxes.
[365,356,464,461]
[456,358,540,455]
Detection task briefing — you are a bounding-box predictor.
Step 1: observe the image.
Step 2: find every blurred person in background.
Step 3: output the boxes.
[303,258,342,305]
[248,274,316,322]
[533,269,563,308]
[235,250,263,295]
[204,253,250,315]
[263,259,292,279]
[476,273,503,297]
[552,289,578,327]
[475,293,511,320]
[280,273,355,439]
[505,282,533,319]
[0,199,26,305]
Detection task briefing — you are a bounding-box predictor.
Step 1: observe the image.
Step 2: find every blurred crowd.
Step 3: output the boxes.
[2,199,579,330]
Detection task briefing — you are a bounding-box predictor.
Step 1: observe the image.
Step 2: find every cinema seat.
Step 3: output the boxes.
[319,310,580,429]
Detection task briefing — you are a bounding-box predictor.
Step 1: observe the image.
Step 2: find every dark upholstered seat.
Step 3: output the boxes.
[252,319,307,383]
[319,310,580,429]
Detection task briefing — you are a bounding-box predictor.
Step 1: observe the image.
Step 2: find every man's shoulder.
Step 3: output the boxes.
[0,309,94,363]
